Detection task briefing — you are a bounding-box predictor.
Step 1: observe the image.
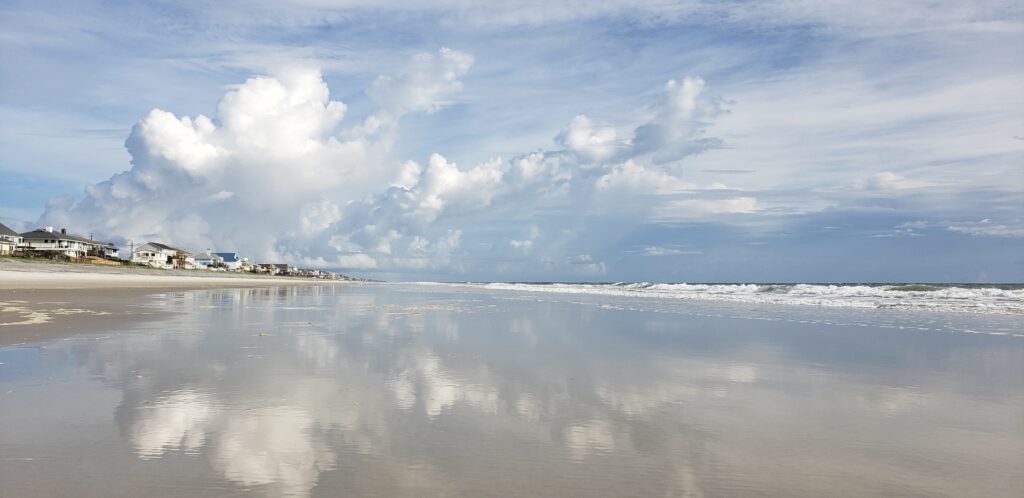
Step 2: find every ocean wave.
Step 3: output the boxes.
[434,282,1024,315]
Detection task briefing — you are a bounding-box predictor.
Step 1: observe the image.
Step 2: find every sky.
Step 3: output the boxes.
[1,0,1022,282]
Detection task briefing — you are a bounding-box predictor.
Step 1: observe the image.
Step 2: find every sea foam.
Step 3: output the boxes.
[431,282,1024,315]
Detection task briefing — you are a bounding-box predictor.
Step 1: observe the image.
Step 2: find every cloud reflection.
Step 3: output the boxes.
[132,390,217,459]
[59,285,1021,496]
[214,406,336,496]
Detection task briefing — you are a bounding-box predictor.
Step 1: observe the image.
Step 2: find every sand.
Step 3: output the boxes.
[0,259,347,345]
[0,258,334,290]
[2,283,1021,497]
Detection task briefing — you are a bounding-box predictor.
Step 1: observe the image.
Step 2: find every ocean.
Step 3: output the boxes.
[1,282,1022,496]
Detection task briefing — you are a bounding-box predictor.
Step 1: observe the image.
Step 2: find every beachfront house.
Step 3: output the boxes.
[214,252,244,271]
[99,243,120,259]
[193,250,225,270]
[0,222,22,255]
[132,242,193,269]
[254,263,293,275]
[253,263,275,274]
[19,227,114,259]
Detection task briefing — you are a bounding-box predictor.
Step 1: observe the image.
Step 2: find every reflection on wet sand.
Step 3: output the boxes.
[1,284,1022,496]
[132,390,215,459]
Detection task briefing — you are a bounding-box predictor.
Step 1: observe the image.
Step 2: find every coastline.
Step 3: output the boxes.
[0,258,342,289]
[0,260,348,345]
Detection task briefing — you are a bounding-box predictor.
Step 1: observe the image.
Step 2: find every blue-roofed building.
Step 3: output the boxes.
[213,252,244,271]
[193,250,224,270]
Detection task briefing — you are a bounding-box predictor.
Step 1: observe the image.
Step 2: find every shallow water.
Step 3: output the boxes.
[1,283,1022,496]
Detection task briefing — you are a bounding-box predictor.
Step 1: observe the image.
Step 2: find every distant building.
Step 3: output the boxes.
[0,222,22,256]
[193,250,225,270]
[99,243,120,259]
[20,227,115,259]
[213,252,243,271]
[255,263,291,275]
[132,242,193,269]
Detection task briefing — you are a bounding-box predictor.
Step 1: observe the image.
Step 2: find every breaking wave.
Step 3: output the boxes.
[437,282,1024,315]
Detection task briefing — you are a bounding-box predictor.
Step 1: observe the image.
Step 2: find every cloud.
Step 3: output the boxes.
[7,0,1022,282]
[653,196,759,220]
[559,115,619,162]
[888,218,1024,238]
[636,246,702,256]
[33,63,741,276]
[509,225,541,255]
[897,220,930,230]
[559,76,724,166]
[37,51,473,264]
[570,254,608,275]
[947,219,1024,238]
[29,21,1018,281]
[595,161,696,194]
[860,172,933,191]
[298,200,342,237]
[279,72,728,273]
[132,1,1021,33]
[630,76,724,163]
[367,48,474,116]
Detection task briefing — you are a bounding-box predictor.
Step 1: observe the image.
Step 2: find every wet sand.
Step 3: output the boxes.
[0,260,347,345]
[0,288,171,345]
[1,283,1021,496]
[0,258,326,289]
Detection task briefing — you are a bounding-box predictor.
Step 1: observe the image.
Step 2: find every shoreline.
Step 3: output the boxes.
[0,260,349,345]
[0,258,344,290]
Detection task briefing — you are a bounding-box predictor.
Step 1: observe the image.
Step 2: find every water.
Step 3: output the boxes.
[1,283,1022,496]
[439,282,1024,315]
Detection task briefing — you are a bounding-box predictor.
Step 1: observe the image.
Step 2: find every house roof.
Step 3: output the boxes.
[256,263,289,269]
[0,222,18,237]
[213,252,239,261]
[136,241,190,254]
[20,229,107,245]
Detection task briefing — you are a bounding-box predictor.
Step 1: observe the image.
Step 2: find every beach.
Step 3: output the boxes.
[1,273,1022,496]
[0,258,336,289]
[0,260,346,345]
[7,1,1021,495]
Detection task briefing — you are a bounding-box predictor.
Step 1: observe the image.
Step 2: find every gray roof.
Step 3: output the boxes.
[138,241,190,254]
[20,229,108,245]
[0,222,18,237]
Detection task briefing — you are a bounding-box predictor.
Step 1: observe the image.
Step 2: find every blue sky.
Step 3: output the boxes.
[2,0,1022,281]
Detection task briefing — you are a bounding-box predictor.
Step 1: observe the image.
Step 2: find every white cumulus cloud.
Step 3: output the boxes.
[38,60,734,277]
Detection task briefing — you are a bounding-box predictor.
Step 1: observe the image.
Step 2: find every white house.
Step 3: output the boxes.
[214,252,244,271]
[0,222,22,256]
[255,263,292,275]
[132,242,193,269]
[193,250,224,270]
[99,243,120,259]
[20,227,114,259]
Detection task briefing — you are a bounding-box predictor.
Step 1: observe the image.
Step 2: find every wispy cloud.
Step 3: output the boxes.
[3,0,1022,280]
